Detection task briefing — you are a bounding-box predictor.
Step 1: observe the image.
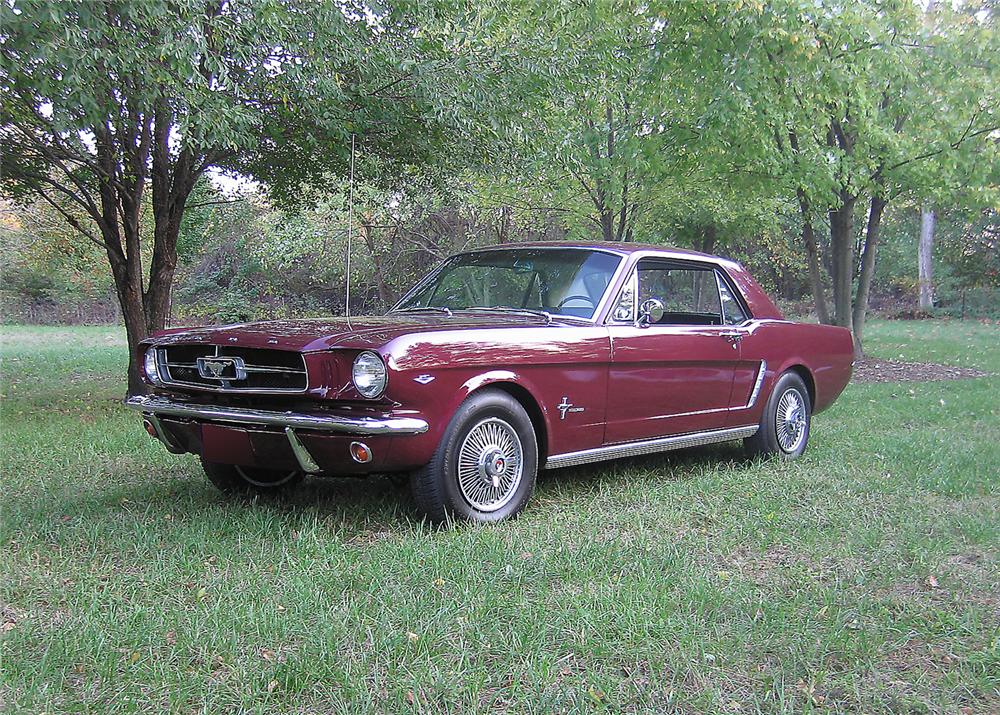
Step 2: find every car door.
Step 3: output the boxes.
[604,259,746,443]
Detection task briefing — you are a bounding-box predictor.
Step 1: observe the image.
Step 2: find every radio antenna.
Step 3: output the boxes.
[345,133,356,319]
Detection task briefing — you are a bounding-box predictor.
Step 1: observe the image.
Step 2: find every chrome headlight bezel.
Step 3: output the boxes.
[352,350,387,399]
[143,347,161,385]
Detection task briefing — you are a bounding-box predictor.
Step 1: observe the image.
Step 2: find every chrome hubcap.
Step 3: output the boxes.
[775,388,807,453]
[457,417,523,512]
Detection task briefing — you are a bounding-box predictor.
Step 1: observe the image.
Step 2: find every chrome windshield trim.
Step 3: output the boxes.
[544,425,758,469]
[126,395,428,436]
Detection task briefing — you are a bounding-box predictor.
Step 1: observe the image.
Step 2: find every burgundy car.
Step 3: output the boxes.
[129,242,853,522]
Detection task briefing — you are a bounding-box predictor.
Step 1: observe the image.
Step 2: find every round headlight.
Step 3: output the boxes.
[143,347,161,384]
[352,351,387,398]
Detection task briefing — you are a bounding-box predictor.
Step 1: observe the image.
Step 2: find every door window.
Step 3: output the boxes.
[637,263,723,325]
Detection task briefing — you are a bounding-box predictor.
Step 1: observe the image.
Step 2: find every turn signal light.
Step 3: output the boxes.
[143,419,157,438]
[350,441,372,464]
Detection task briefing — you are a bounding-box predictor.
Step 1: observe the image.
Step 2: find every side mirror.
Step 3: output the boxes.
[637,298,664,327]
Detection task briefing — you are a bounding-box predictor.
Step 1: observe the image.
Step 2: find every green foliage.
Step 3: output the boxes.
[1,0,997,331]
[0,200,117,322]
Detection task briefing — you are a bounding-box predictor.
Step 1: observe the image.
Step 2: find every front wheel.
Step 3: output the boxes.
[410,389,538,523]
[201,460,304,495]
[744,371,811,458]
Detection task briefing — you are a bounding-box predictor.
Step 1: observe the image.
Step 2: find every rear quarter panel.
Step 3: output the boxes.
[735,320,853,422]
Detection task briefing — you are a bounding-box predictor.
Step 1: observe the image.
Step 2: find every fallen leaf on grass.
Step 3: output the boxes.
[267,679,278,692]
[925,575,940,589]
[587,686,606,704]
[406,631,419,643]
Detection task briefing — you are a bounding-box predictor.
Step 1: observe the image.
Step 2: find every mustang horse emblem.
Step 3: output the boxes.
[196,356,246,381]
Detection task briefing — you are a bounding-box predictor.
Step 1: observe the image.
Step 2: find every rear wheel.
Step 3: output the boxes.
[744,371,811,458]
[411,389,538,523]
[201,460,303,495]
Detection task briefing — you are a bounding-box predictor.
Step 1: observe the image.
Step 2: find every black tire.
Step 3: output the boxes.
[744,371,811,458]
[410,389,538,523]
[201,459,304,495]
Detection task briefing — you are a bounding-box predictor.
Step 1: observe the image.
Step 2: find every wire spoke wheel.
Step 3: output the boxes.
[456,417,524,512]
[775,388,807,453]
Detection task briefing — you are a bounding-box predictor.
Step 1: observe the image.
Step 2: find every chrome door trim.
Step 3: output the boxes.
[544,425,758,469]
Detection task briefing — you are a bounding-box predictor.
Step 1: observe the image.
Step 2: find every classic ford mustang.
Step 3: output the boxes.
[129,242,853,522]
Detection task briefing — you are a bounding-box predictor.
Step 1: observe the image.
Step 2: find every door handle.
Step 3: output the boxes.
[720,331,744,349]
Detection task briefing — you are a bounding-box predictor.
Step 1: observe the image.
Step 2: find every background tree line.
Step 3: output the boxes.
[1,0,998,389]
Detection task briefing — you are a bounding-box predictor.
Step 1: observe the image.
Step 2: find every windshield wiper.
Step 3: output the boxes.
[465,306,553,324]
[391,306,453,317]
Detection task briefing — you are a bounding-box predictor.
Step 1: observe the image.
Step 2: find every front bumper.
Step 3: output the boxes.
[126,395,429,435]
[126,394,429,473]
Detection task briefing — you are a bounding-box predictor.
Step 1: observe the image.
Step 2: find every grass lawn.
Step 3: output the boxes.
[1,320,998,714]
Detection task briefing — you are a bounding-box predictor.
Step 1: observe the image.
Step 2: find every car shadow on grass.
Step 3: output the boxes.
[21,442,756,538]
[280,441,750,527]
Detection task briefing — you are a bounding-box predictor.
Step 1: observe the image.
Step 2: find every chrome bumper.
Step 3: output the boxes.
[125,395,429,436]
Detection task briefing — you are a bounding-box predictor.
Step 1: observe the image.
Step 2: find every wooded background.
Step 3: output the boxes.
[2,0,998,381]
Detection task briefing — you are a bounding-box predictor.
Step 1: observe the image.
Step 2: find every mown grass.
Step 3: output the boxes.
[1,319,998,714]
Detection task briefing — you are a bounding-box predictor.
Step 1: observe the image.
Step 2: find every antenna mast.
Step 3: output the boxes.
[345,134,356,318]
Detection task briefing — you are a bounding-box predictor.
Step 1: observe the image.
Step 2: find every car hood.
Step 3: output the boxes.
[147,313,562,352]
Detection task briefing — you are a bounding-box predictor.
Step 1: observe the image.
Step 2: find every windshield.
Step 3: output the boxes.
[393,248,623,319]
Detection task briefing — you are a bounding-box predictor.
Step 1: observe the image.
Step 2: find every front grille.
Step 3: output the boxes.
[155,344,307,393]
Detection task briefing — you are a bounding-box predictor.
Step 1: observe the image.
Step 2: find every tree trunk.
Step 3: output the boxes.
[700,224,717,255]
[918,207,935,310]
[119,278,150,397]
[598,208,615,242]
[852,194,888,359]
[797,190,831,324]
[829,189,857,329]
[360,219,395,308]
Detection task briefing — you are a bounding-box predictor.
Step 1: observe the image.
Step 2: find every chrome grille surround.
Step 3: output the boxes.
[154,344,308,394]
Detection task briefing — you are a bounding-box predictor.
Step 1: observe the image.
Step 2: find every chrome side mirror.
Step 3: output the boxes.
[637,298,664,327]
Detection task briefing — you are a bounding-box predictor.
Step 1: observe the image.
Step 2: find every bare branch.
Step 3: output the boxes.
[34,190,108,252]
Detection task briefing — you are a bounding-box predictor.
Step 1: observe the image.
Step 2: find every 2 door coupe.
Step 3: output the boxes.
[129,242,853,522]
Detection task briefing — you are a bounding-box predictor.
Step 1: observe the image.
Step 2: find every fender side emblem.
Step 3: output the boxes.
[414,374,435,384]
[557,397,584,420]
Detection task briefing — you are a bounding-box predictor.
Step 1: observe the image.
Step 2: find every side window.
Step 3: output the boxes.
[636,263,723,325]
[716,273,749,325]
[611,270,636,322]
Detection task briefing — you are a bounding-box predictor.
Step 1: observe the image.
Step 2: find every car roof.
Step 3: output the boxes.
[464,240,727,264]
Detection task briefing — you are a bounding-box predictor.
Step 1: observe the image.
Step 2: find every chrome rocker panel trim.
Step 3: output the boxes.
[544,425,758,470]
[126,395,429,436]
